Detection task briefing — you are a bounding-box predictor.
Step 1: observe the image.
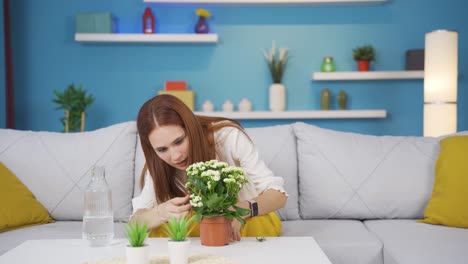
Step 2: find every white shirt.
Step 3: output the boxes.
[132,126,287,214]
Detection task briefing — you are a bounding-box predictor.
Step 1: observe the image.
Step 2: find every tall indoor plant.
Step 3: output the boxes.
[185,160,250,246]
[353,45,376,72]
[261,41,289,111]
[52,83,95,132]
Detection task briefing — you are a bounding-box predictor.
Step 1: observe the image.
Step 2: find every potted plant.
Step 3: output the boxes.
[163,215,195,264]
[124,221,150,264]
[194,8,211,34]
[185,160,250,246]
[52,83,95,132]
[261,41,289,111]
[353,45,376,71]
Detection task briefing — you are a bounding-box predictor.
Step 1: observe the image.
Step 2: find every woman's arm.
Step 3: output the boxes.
[130,195,192,229]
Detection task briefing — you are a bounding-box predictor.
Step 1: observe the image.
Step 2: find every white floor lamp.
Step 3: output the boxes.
[424,30,458,137]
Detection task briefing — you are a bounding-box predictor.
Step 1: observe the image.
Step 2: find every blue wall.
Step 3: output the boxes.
[4,0,468,135]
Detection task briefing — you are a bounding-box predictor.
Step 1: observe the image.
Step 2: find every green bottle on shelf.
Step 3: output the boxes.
[321,56,336,72]
[338,90,348,110]
[320,88,331,110]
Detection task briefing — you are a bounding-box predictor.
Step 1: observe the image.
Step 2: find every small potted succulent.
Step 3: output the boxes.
[352,45,376,71]
[163,215,195,264]
[124,221,150,264]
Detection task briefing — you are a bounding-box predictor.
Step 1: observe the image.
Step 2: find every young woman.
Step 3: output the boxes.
[131,94,288,240]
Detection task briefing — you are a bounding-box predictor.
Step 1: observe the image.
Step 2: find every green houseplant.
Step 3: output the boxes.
[52,84,95,132]
[163,215,195,242]
[124,221,150,264]
[164,216,194,264]
[352,45,376,71]
[185,160,250,246]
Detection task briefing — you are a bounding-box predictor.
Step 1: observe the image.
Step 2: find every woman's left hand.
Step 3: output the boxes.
[230,218,242,241]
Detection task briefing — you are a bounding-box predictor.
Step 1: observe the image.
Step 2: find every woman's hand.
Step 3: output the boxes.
[230,218,242,241]
[156,194,192,222]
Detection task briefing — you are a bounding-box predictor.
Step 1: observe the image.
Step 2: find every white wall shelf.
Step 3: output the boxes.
[193,110,387,119]
[312,71,424,81]
[75,33,218,43]
[144,0,386,4]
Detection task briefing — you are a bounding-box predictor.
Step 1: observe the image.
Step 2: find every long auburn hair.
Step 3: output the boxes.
[136,94,245,204]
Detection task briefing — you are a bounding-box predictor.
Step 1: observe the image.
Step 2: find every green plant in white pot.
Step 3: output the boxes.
[124,221,150,264]
[163,215,195,264]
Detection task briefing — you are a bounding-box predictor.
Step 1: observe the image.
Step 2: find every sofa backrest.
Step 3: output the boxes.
[0,122,137,221]
[246,125,300,221]
[293,122,440,220]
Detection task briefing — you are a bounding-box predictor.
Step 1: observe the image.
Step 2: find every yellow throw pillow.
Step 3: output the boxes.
[0,162,54,232]
[420,136,468,228]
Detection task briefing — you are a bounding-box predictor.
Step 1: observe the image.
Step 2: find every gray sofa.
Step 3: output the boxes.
[1,121,467,264]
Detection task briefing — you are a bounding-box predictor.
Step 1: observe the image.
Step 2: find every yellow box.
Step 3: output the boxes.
[158,90,195,110]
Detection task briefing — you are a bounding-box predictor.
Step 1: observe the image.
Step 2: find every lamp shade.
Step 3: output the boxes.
[424,30,458,137]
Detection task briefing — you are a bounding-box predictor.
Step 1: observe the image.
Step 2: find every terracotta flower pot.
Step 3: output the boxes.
[199,216,230,246]
[357,60,370,71]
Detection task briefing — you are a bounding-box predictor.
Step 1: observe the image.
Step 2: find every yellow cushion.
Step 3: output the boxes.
[149,211,281,237]
[0,162,54,232]
[419,136,468,228]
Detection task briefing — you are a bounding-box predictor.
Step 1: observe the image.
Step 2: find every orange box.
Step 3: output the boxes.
[165,81,187,91]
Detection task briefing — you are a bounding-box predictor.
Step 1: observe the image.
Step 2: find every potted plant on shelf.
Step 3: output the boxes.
[261,41,289,111]
[194,8,211,34]
[163,215,195,264]
[185,160,250,246]
[124,221,150,264]
[353,45,376,72]
[52,83,95,132]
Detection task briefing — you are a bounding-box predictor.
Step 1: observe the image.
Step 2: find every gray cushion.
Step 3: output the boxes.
[0,221,127,256]
[0,122,137,221]
[282,220,383,264]
[293,122,439,219]
[246,125,299,220]
[365,220,468,264]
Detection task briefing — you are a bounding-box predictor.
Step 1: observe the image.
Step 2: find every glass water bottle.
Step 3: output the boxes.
[82,166,114,247]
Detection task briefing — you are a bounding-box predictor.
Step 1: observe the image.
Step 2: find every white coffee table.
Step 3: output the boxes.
[0,237,331,264]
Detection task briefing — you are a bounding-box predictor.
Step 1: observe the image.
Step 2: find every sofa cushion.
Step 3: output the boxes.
[282,220,383,264]
[246,125,299,220]
[0,122,137,221]
[293,122,439,219]
[420,136,468,228]
[0,221,128,255]
[365,219,468,264]
[0,162,54,232]
[133,124,300,221]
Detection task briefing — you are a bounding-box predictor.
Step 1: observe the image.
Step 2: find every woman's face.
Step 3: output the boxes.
[148,125,189,170]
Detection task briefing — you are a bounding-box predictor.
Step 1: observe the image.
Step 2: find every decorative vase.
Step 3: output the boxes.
[126,244,149,264]
[269,83,286,111]
[168,240,190,264]
[195,17,209,34]
[338,90,348,110]
[320,88,331,110]
[202,100,214,112]
[321,56,336,72]
[238,98,252,112]
[199,216,230,247]
[222,100,234,112]
[357,60,370,71]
